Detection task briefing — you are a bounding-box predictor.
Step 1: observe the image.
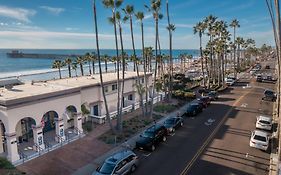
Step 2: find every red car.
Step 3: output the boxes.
[197,96,211,108]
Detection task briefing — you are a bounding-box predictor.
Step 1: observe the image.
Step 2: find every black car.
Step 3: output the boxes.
[256,75,263,82]
[135,124,167,151]
[163,117,184,134]
[265,65,270,69]
[197,88,210,94]
[183,103,203,117]
[208,91,218,100]
[198,96,211,106]
[262,89,277,102]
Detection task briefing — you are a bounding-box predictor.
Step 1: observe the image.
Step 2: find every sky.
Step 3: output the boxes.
[0,0,275,49]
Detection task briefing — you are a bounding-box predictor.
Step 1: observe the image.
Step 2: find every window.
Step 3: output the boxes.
[112,84,117,91]
[128,94,133,100]
[105,86,108,93]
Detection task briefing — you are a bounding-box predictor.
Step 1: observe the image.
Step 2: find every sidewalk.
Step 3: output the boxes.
[73,101,192,175]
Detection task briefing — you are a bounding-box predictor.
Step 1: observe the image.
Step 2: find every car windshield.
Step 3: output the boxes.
[260,120,271,125]
[265,91,274,95]
[254,135,267,142]
[165,119,175,124]
[142,131,154,138]
[99,162,115,174]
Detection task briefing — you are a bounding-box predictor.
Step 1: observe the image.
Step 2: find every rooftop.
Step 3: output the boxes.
[0,71,149,106]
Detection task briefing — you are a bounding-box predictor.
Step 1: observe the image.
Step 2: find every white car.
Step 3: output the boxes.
[256,116,272,131]
[226,78,235,86]
[249,130,269,151]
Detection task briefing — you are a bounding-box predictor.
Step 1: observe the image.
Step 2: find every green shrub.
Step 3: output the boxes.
[82,121,92,132]
[0,157,15,169]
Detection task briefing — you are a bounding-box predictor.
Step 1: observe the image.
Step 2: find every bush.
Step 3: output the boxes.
[82,121,92,132]
[0,157,15,169]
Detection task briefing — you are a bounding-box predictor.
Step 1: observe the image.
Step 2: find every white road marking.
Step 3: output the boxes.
[245,153,255,158]
[241,103,248,108]
[205,118,215,126]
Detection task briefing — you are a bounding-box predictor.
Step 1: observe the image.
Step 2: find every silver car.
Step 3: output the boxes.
[94,150,139,175]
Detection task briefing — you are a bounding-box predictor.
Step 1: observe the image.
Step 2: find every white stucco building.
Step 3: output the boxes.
[0,71,153,163]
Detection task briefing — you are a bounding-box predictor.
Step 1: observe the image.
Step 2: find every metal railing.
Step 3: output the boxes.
[44,141,52,152]
[18,150,28,163]
[33,143,44,155]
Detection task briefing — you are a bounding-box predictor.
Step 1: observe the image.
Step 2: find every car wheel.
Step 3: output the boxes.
[151,145,155,151]
[162,136,167,142]
[130,164,137,173]
[180,122,184,127]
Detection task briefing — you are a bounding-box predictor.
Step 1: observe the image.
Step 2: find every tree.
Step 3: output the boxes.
[90,52,97,74]
[194,21,207,87]
[52,60,64,79]
[85,52,92,75]
[145,0,162,118]
[75,56,85,76]
[93,0,114,132]
[235,37,245,71]
[230,19,240,78]
[64,58,72,78]
[103,0,123,131]
[72,62,78,77]
[102,54,110,73]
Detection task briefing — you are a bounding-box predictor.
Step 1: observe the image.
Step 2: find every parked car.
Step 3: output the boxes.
[94,150,139,175]
[256,115,273,131]
[198,96,211,106]
[183,103,203,117]
[208,91,219,100]
[135,124,167,151]
[262,89,277,102]
[163,116,184,134]
[256,74,263,82]
[226,78,235,86]
[265,65,270,69]
[197,88,210,94]
[249,130,269,151]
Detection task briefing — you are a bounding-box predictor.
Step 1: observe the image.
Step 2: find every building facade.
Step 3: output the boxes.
[0,72,152,163]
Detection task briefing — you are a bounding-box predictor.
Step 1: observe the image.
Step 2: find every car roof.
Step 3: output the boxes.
[253,130,268,137]
[146,124,163,132]
[257,115,272,122]
[105,150,135,165]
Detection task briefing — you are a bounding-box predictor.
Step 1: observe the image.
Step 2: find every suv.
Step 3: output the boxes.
[95,150,139,175]
[256,74,262,82]
[136,124,168,151]
[262,89,277,102]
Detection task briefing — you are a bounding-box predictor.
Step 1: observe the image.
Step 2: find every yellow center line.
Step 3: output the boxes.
[180,90,251,175]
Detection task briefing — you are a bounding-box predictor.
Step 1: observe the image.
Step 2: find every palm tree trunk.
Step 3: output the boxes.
[92,60,95,74]
[80,64,84,76]
[118,24,125,132]
[149,16,159,119]
[233,27,237,78]
[105,59,108,73]
[199,34,205,87]
[93,0,114,132]
[68,65,71,77]
[59,67,62,79]
[88,61,92,75]
[130,17,145,118]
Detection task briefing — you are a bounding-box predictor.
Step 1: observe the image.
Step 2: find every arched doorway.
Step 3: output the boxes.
[0,121,6,155]
[15,117,36,143]
[42,111,58,133]
[65,105,77,129]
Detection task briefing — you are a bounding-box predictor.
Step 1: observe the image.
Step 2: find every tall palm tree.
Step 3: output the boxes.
[230,19,240,78]
[103,0,123,131]
[103,54,110,73]
[85,52,92,75]
[124,6,146,117]
[90,52,96,74]
[72,62,78,77]
[52,60,64,79]
[194,21,207,87]
[64,58,72,78]
[75,56,85,76]
[93,0,114,132]
[145,0,162,119]
[236,37,244,71]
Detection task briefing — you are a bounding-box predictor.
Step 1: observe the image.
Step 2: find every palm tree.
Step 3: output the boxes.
[194,21,207,87]
[236,37,244,71]
[90,52,96,74]
[103,0,123,131]
[230,19,240,78]
[75,56,85,76]
[93,0,114,132]
[84,52,92,75]
[72,62,78,77]
[52,60,64,79]
[103,54,110,73]
[64,58,72,78]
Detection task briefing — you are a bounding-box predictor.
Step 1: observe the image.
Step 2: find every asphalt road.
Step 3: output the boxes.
[133,61,276,175]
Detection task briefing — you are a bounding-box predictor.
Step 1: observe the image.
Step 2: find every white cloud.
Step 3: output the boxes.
[39,6,65,15]
[0,6,36,22]
[144,14,153,20]
[65,27,79,31]
[175,23,193,28]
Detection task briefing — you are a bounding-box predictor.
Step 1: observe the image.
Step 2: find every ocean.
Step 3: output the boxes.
[0,49,199,82]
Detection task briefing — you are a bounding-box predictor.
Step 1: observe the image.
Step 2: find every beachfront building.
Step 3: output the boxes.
[0,71,154,163]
